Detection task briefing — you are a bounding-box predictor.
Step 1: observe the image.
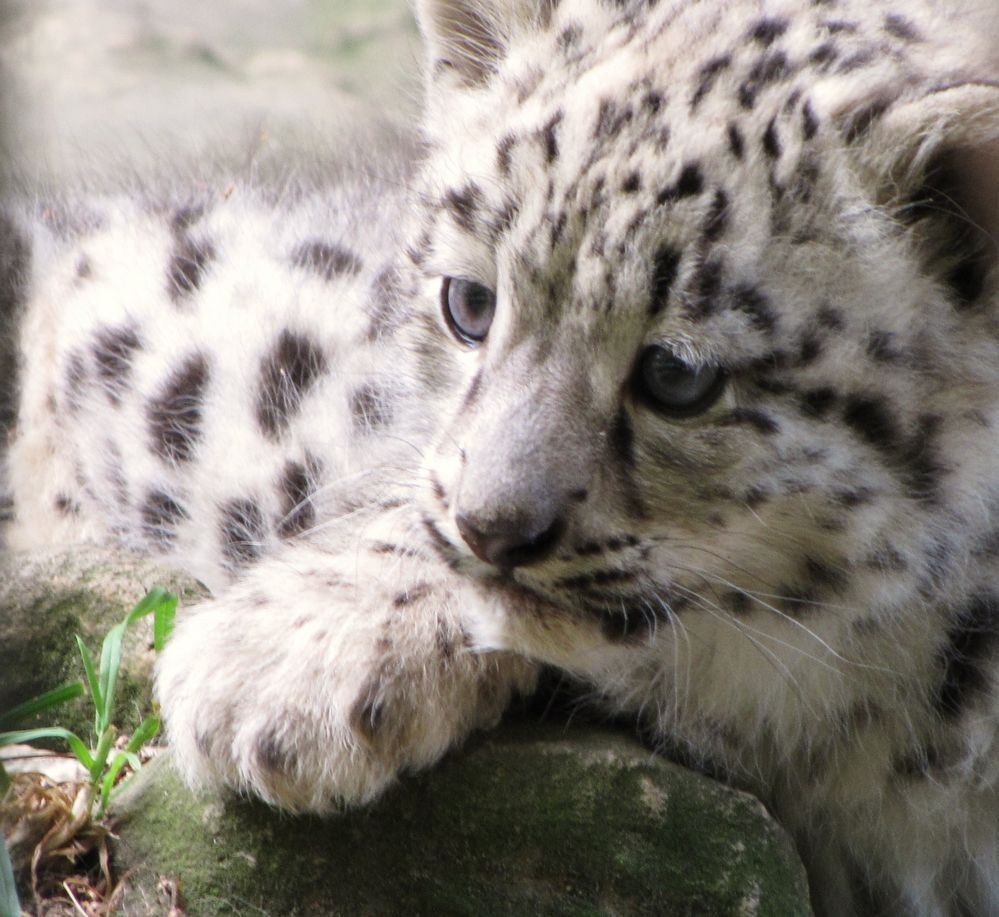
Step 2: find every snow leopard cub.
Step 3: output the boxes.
[4,0,999,913]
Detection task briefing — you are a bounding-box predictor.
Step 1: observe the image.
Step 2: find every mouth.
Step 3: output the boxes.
[419,511,670,640]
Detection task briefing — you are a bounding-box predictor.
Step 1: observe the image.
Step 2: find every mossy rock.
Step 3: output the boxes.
[1,546,810,914]
[0,546,205,741]
[112,724,811,916]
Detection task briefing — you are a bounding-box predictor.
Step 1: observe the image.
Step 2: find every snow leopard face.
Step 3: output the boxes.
[408,0,999,667]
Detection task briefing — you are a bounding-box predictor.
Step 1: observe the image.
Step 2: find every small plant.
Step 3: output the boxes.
[0,587,177,817]
[0,588,177,915]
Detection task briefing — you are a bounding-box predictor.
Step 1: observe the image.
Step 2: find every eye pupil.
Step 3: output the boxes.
[634,345,725,416]
[442,278,496,344]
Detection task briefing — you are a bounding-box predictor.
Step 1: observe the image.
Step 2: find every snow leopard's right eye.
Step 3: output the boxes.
[441,277,496,346]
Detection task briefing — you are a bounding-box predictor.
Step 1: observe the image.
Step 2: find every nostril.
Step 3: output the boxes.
[455,512,564,569]
[455,513,489,562]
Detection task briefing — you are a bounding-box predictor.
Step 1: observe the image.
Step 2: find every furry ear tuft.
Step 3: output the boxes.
[843,84,999,306]
[415,0,557,87]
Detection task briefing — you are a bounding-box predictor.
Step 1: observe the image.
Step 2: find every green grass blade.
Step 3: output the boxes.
[0,760,9,798]
[96,621,126,734]
[98,751,133,817]
[89,727,116,783]
[124,716,160,755]
[152,594,178,652]
[0,832,20,917]
[0,682,84,731]
[97,590,178,731]
[75,635,103,732]
[0,727,95,771]
[125,587,175,628]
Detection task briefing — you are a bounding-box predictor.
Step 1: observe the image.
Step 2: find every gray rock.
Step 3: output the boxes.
[2,547,809,913]
[111,726,810,916]
[0,546,205,741]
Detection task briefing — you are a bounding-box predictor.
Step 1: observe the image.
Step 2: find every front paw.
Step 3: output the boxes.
[155,548,537,812]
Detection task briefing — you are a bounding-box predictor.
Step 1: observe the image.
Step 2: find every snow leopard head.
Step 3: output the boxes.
[405,0,999,666]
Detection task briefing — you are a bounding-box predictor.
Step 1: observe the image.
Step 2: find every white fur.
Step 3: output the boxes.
[5,1,999,914]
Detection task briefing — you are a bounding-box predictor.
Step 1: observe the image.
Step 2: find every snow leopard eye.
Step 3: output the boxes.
[634,346,725,416]
[441,277,496,345]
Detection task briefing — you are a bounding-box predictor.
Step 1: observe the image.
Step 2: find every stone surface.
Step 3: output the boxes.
[112,726,810,917]
[0,546,205,741]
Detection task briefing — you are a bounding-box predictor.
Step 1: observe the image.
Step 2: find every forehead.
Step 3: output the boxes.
[420,0,927,357]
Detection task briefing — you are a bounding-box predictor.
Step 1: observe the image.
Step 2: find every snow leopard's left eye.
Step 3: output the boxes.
[633,346,725,416]
[441,277,496,345]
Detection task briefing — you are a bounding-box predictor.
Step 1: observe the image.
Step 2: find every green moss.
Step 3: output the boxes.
[113,725,809,916]
[0,548,204,740]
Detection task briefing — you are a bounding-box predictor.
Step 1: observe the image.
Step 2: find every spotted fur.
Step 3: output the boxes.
[4,0,999,914]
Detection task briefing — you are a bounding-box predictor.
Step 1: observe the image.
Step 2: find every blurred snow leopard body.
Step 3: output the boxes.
[4,0,999,913]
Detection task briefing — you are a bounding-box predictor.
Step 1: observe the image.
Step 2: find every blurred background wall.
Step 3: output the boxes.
[0,0,420,189]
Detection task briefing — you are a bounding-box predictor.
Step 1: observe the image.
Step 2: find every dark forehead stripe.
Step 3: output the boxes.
[621,171,641,193]
[686,257,723,319]
[92,326,142,405]
[642,89,663,115]
[704,189,729,241]
[496,134,516,175]
[801,100,819,140]
[649,245,681,316]
[255,330,328,441]
[732,283,777,334]
[808,40,838,68]
[762,117,782,159]
[558,22,583,50]
[690,54,732,110]
[541,110,564,163]
[656,163,704,206]
[727,123,745,159]
[883,13,922,42]
[291,240,363,280]
[737,50,791,110]
[748,17,789,46]
[594,97,637,141]
[443,184,483,234]
[147,352,211,464]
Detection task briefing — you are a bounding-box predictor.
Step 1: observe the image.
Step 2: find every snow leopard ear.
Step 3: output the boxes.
[415,0,557,87]
[841,84,999,305]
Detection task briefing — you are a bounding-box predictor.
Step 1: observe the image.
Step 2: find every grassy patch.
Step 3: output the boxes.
[0,588,177,914]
